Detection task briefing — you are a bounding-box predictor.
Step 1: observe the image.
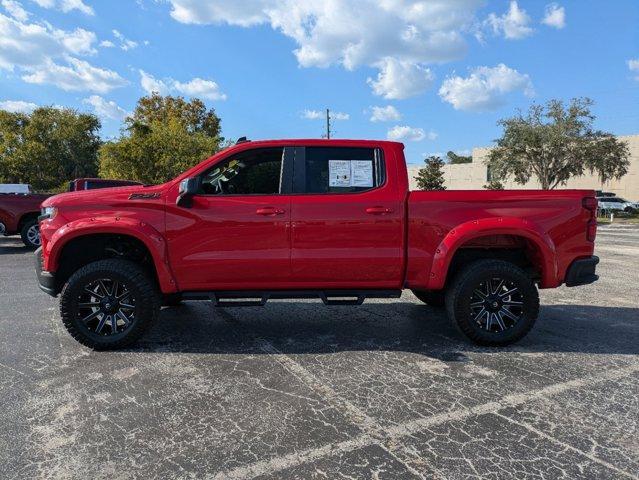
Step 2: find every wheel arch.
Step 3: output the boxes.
[428,217,557,290]
[45,218,178,294]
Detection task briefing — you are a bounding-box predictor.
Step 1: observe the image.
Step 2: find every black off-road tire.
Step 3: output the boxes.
[411,289,445,307]
[60,259,160,350]
[20,218,40,248]
[445,259,539,347]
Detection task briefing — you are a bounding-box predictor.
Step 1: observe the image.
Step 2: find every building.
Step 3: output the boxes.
[407,134,639,200]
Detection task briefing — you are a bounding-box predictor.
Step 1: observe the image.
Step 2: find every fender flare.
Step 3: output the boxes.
[44,216,178,293]
[427,217,557,290]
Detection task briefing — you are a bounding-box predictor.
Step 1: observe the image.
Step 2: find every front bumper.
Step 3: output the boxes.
[35,247,57,296]
[565,256,599,287]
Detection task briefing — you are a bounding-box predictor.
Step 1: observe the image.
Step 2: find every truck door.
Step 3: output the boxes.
[166,147,293,291]
[289,146,404,289]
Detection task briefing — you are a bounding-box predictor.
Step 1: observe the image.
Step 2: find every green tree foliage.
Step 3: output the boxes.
[99,94,223,184]
[487,98,630,190]
[446,151,472,164]
[483,179,505,190]
[0,107,101,191]
[415,155,446,190]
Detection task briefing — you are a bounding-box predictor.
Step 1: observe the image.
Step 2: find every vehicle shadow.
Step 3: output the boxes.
[133,302,639,357]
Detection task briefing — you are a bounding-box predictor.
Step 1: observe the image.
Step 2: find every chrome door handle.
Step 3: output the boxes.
[256,207,285,216]
[365,206,392,215]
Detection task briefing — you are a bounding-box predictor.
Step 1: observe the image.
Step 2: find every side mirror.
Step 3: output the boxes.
[176,177,201,207]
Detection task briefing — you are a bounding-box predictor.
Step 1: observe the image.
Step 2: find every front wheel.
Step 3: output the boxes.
[20,219,40,248]
[60,259,160,350]
[445,260,539,346]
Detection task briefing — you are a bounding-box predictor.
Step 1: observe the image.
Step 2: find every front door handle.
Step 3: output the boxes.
[256,207,285,216]
[365,206,392,215]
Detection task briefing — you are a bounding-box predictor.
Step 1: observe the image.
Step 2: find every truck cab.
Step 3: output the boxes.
[35,139,599,350]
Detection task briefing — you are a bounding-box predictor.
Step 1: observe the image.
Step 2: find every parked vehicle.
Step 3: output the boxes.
[597,196,638,213]
[68,178,143,191]
[35,139,600,350]
[0,184,31,194]
[1,192,51,247]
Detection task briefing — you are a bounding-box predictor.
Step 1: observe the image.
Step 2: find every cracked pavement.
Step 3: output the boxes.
[1,224,638,479]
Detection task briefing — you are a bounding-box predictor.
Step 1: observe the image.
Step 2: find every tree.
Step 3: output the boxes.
[415,156,446,190]
[483,179,504,190]
[100,94,223,184]
[447,151,472,164]
[487,98,630,190]
[0,107,101,191]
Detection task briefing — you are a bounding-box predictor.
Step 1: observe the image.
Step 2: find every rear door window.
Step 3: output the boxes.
[296,147,385,194]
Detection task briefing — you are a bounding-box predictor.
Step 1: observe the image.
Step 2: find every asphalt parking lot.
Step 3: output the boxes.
[1,225,638,479]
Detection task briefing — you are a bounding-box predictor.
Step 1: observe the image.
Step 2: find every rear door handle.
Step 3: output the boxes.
[256,207,285,216]
[365,206,392,215]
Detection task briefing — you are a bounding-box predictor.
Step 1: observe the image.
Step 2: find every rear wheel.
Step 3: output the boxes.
[445,260,539,346]
[411,289,445,307]
[20,219,40,248]
[60,259,160,350]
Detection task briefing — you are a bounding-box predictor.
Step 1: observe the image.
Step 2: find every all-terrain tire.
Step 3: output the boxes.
[60,259,160,350]
[445,259,539,347]
[411,289,445,307]
[20,218,40,248]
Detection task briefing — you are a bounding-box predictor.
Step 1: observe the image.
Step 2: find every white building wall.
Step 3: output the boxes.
[407,134,639,201]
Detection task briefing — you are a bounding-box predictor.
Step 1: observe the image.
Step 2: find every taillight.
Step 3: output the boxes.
[583,196,597,242]
[582,197,598,211]
[587,220,597,242]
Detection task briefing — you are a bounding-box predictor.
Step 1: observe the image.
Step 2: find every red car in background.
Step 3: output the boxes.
[68,178,142,191]
[0,192,51,247]
[1,178,142,247]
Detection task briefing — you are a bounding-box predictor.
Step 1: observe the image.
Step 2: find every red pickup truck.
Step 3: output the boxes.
[1,193,51,247]
[35,139,599,350]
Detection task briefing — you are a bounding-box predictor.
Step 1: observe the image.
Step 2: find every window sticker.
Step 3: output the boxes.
[350,160,373,187]
[329,160,351,187]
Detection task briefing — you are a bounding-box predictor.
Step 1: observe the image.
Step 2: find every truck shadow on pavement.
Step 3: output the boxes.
[0,237,33,254]
[133,302,639,358]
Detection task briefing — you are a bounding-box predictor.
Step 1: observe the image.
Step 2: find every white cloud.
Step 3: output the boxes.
[23,57,127,93]
[367,58,434,99]
[542,3,565,29]
[100,40,114,48]
[139,70,227,100]
[629,58,639,80]
[439,63,534,112]
[0,13,98,71]
[174,77,227,100]
[302,109,349,120]
[31,0,94,15]
[369,105,401,122]
[112,29,138,51]
[387,125,436,142]
[486,1,533,39]
[165,0,483,98]
[82,95,128,121]
[2,0,29,20]
[139,69,169,95]
[0,99,38,113]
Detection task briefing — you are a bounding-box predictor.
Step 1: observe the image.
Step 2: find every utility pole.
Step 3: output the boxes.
[325,108,331,139]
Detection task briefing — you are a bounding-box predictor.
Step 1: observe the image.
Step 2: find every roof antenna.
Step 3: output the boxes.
[236,136,250,144]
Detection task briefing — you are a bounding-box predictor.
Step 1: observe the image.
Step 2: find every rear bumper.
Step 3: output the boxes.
[34,247,58,296]
[565,256,599,287]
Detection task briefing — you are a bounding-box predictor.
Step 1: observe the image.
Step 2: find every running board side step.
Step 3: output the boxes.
[181,290,402,307]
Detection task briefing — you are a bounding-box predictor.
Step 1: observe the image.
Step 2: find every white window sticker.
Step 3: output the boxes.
[350,160,373,187]
[329,160,351,187]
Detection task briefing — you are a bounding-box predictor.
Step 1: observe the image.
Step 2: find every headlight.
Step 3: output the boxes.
[40,206,57,220]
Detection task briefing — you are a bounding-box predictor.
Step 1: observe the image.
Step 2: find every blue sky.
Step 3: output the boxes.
[1,0,638,165]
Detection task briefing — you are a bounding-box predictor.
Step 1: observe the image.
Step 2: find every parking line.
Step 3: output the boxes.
[209,352,639,480]
[494,412,639,480]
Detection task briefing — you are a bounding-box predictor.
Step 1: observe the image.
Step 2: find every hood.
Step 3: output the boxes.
[42,183,168,208]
